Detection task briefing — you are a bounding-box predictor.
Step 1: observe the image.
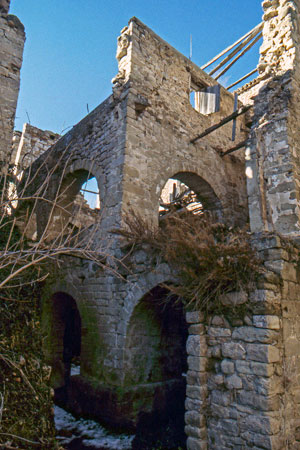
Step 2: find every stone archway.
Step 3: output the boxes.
[43,292,81,391]
[124,285,188,449]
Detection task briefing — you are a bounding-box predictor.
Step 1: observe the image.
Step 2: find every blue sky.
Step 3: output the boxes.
[10,0,263,135]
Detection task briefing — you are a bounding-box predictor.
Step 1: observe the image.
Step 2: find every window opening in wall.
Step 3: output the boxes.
[54,170,100,234]
[79,176,100,210]
[160,178,203,218]
[37,169,101,241]
[159,172,223,222]
[190,80,220,115]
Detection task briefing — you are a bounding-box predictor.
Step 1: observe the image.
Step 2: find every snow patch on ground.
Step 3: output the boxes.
[54,405,134,449]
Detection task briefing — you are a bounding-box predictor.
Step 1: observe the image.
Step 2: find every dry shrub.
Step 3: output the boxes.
[119,211,161,249]
[120,210,260,311]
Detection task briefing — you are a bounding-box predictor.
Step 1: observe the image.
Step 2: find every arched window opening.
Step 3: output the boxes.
[126,286,188,449]
[62,170,100,230]
[41,169,100,240]
[159,171,222,222]
[79,176,100,210]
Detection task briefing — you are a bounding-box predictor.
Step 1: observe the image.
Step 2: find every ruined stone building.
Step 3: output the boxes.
[2,0,300,448]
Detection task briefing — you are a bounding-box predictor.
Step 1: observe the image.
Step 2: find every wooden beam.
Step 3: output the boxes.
[201,22,263,71]
[221,139,248,157]
[208,24,263,77]
[215,33,262,81]
[227,68,258,90]
[190,104,252,144]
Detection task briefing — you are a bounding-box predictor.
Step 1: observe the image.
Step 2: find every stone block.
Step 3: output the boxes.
[241,431,272,449]
[251,361,275,377]
[217,418,239,436]
[246,343,280,363]
[237,390,280,411]
[185,397,204,412]
[186,335,207,357]
[241,414,280,435]
[253,315,280,330]
[186,385,207,400]
[187,356,208,372]
[235,360,252,374]
[232,326,278,343]
[207,374,224,389]
[222,342,246,360]
[187,370,207,386]
[185,410,205,428]
[211,315,230,327]
[225,374,243,390]
[187,437,207,450]
[208,327,231,337]
[220,359,235,374]
[220,290,248,306]
[189,324,206,335]
[185,425,206,439]
[210,390,231,407]
[186,311,204,324]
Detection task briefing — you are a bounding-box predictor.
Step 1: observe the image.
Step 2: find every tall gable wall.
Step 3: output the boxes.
[115,18,248,227]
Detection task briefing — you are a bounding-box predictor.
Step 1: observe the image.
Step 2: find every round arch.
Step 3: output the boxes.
[38,160,103,240]
[41,281,98,389]
[66,159,105,205]
[153,159,226,209]
[124,283,188,449]
[159,170,223,220]
[122,263,174,327]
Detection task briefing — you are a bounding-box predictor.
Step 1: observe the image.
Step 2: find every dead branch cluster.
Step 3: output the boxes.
[119,210,260,311]
[0,147,109,295]
[0,145,108,447]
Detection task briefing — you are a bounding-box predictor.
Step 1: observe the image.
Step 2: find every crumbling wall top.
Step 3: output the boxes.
[113,16,226,95]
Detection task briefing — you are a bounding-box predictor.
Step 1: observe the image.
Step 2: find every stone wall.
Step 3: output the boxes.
[185,235,300,450]
[0,3,25,163]
[243,0,300,236]
[24,5,300,449]
[117,17,248,227]
[32,16,251,409]
[30,94,128,237]
[11,123,59,169]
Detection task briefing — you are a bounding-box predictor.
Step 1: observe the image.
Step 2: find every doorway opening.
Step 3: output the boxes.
[125,285,188,449]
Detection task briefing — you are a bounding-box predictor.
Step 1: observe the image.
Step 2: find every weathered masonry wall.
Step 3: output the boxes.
[32,17,249,240]
[31,94,128,237]
[0,1,25,163]
[32,17,251,447]
[185,237,300,450]
[11,123,59,169]
[245,0,300,237]
[22,4,300,450]
[116,17,248,227]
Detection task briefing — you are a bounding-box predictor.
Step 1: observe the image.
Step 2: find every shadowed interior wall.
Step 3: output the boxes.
[124,286,188,385]
[43,292,81,389]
